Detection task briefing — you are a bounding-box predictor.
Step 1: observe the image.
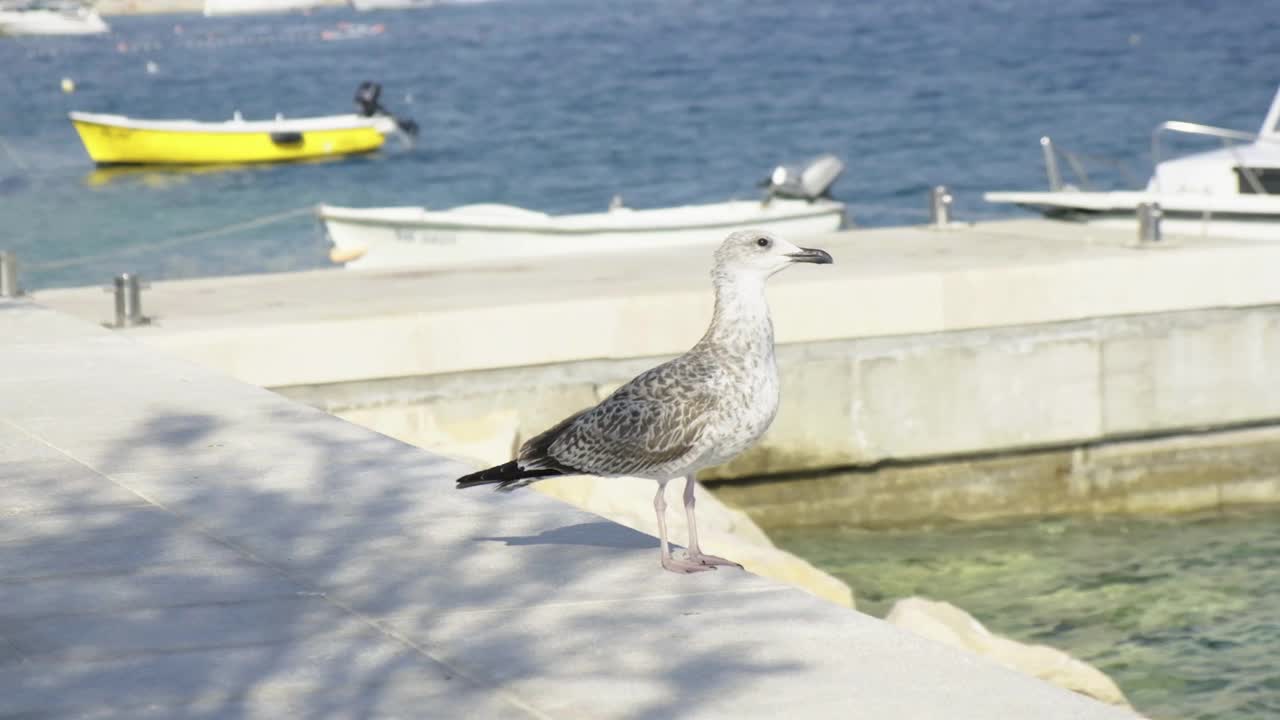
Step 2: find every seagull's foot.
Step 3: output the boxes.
[688,552,743,570]
[662,556,716,574]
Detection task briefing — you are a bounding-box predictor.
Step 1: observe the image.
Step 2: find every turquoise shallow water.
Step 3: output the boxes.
[2,0,1280,289]
[771,509,1280,720]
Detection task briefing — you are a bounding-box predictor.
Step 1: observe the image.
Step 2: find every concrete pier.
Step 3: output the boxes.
[32,218,1280,526]
[0,298,1137,718]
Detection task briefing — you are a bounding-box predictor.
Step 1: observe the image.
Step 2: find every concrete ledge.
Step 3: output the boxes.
[0,299,1137,718]
[708,424,1280,529]
[32,220,1280,499]
[34,220,1280,388]
[271,305,1280,496]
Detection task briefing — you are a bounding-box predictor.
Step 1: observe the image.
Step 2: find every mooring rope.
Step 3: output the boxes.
[26,205,318,272]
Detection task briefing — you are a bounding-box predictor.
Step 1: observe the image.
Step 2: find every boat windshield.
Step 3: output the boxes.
[1261,86,1280,138]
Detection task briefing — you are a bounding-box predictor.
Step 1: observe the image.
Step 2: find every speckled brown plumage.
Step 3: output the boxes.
[456,229,832,572]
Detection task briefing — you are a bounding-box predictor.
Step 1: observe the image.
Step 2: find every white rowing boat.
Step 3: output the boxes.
[350,0,437,9]
[203,0,327,16]
[319,155,849,269]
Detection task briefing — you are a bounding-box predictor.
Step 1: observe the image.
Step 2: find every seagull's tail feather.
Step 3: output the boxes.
[457,408,591,491]
[455,460,564,492]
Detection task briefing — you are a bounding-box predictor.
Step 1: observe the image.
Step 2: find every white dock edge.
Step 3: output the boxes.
[32,219,1280,389]
[0,299,1137,719]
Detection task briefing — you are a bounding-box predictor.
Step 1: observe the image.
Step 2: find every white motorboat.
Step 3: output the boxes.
[985,87,1280,240]
[320,155,849,269]
[0,1,108,35]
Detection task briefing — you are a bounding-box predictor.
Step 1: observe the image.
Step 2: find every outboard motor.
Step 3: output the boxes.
[354,81,383,117]
[764,154,845,202]
[353,81,420,137]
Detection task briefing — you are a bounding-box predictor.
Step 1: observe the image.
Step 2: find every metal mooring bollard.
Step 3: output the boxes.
[929,185,954,227]
[1137,202,1163,245]
[106,273,150,328]
[0,251,19,298]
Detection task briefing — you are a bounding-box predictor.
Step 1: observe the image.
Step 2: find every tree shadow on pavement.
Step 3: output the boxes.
[1,391,819,719]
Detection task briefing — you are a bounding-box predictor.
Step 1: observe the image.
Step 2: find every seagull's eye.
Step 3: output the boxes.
[756,237,771,248]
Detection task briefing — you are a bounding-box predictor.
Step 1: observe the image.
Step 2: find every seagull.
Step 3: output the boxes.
[456,229,833,573]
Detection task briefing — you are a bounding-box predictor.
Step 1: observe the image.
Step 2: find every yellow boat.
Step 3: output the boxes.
[68,111,404,166]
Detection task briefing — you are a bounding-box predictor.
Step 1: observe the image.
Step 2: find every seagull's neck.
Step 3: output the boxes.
[699,271,774,356]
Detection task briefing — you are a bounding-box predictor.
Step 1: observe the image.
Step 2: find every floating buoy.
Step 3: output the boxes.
[145,61,159,74]
[60,77,75,93]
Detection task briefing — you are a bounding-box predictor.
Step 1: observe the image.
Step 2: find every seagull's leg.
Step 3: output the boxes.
[682,475,743,569]
[655,479,713,574]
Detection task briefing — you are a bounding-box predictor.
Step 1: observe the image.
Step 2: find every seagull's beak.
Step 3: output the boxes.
[786,247,834,265]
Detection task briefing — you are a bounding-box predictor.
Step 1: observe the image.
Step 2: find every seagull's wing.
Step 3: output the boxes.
[522,357,718,478]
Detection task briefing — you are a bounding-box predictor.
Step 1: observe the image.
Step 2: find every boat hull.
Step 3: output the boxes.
[984,191,1280,241]
[1044,211,1280,242]
[319,199,847,269]
[203,0,326,15]
[69,114,390,165]
[352,0,437,9]
[0,9,108,35]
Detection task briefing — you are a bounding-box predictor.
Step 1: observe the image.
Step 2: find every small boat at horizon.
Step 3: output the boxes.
[350,0,437,9]
[0,0,108,36]
[69,82,417,166]
[986,86,1280,241]
[203,0,330,16]
[319,155,848,269]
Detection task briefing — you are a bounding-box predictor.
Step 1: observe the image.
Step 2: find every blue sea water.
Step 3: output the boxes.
[1,0,1279,290]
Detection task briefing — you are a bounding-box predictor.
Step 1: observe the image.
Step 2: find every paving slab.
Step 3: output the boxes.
[0,298,1138,718]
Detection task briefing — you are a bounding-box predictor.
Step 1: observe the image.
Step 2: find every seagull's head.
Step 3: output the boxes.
[713,229,833,282]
